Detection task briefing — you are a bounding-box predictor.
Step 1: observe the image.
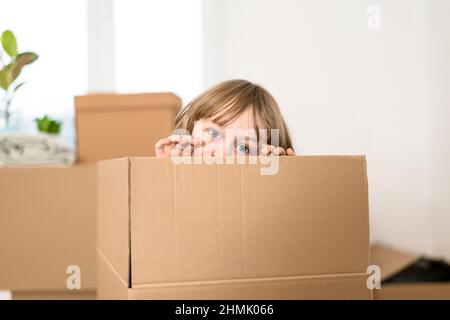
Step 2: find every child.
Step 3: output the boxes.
[155,79,294,157]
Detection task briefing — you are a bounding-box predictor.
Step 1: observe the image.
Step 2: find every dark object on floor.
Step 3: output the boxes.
[384,257,450,283]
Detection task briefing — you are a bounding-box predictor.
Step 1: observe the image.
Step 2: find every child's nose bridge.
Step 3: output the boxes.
[199,135,234,155]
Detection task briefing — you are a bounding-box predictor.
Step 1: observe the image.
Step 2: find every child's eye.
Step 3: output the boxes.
[205,128,222,139]
[236,143,250,155]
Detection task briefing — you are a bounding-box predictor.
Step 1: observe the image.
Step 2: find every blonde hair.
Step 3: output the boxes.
[174,79,293,150]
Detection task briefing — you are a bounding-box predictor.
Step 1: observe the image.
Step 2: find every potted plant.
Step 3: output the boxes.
[35,114,62,136]
[0,29,38,130]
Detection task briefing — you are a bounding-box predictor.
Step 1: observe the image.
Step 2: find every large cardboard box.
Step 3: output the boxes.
[0,92,180,299]
[371,244,450,299]
[75,92,181,162]
[97,156,372,299]
[0,165,97,297]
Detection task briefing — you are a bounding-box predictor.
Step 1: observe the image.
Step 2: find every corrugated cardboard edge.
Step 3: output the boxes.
[97,249,129,299]
[359,156,371,271]
[97,251,372,300]
[97,157,131,288]
[74,92,181,113]
[127,157,132,288]
[130,275,373,300]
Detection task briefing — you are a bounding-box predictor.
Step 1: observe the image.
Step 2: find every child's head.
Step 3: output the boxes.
[174,79,293,156]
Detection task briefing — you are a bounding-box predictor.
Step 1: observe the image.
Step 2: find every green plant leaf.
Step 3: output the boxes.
[0,52,38,91]
[9,52,38,83]
[48,120,61,134]
[0,64,13,90]
[0,70,8,90]
[0,73,7,90]
[1,30,18,57]
[35,115,62,135]
[35,115,49,132]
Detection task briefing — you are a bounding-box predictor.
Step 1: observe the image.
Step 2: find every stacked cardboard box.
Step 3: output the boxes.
[0,93,181,299]
[75,92,181,162]
[0,165,97,298]
[97,156,373,299]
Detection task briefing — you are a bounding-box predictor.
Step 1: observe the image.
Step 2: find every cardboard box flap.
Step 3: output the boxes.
[98,249,372,299]
[75,92,181,113]
[97,158,131,286]
[370,244,419,281]
[129,156,370,286]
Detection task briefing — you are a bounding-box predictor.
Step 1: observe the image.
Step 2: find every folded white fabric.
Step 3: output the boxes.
[0,133,75,166]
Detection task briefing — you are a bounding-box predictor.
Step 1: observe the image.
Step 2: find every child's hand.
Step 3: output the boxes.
[155,135,201,157]
[260,144,295,156]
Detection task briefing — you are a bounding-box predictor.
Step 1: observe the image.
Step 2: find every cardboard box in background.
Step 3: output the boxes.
[371,244,450,299]
[75,92,181,162]
[97,156,372,299]
[0,165,97,297]
[0,92,181,299]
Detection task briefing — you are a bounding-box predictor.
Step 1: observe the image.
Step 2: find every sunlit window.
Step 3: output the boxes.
[0,0,88,118]
[113,0,204,105]
[1,0,204,146]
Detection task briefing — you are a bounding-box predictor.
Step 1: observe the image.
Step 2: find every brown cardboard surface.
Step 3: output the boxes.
[13,291,96,300]
[371,244,450,300]
[97,158,130,286]
[130,276,371,300]
[97,156,371,299]
[98,250,371,300]
[97,249,130,300]
[0,164,97,291]
[75,92,181,162]
[130,157,369,284]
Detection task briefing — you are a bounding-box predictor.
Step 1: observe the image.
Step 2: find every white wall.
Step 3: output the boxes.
[427,0,450,259]
[203,0,450,259]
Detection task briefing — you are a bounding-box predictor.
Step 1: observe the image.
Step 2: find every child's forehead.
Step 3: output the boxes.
[222,109,255,129]
[210,105,263,130]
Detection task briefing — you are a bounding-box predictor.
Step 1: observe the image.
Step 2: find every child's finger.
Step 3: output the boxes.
[171,143,186,157]
[168,135,183,144]
[260,144,275,155]
[170,135,202,147]
[287,148,295,156]
[155,138,171,150]
[169,135,195,145]
[155,138,172,157]
[175,140,196,156]
[273,147,286,156]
